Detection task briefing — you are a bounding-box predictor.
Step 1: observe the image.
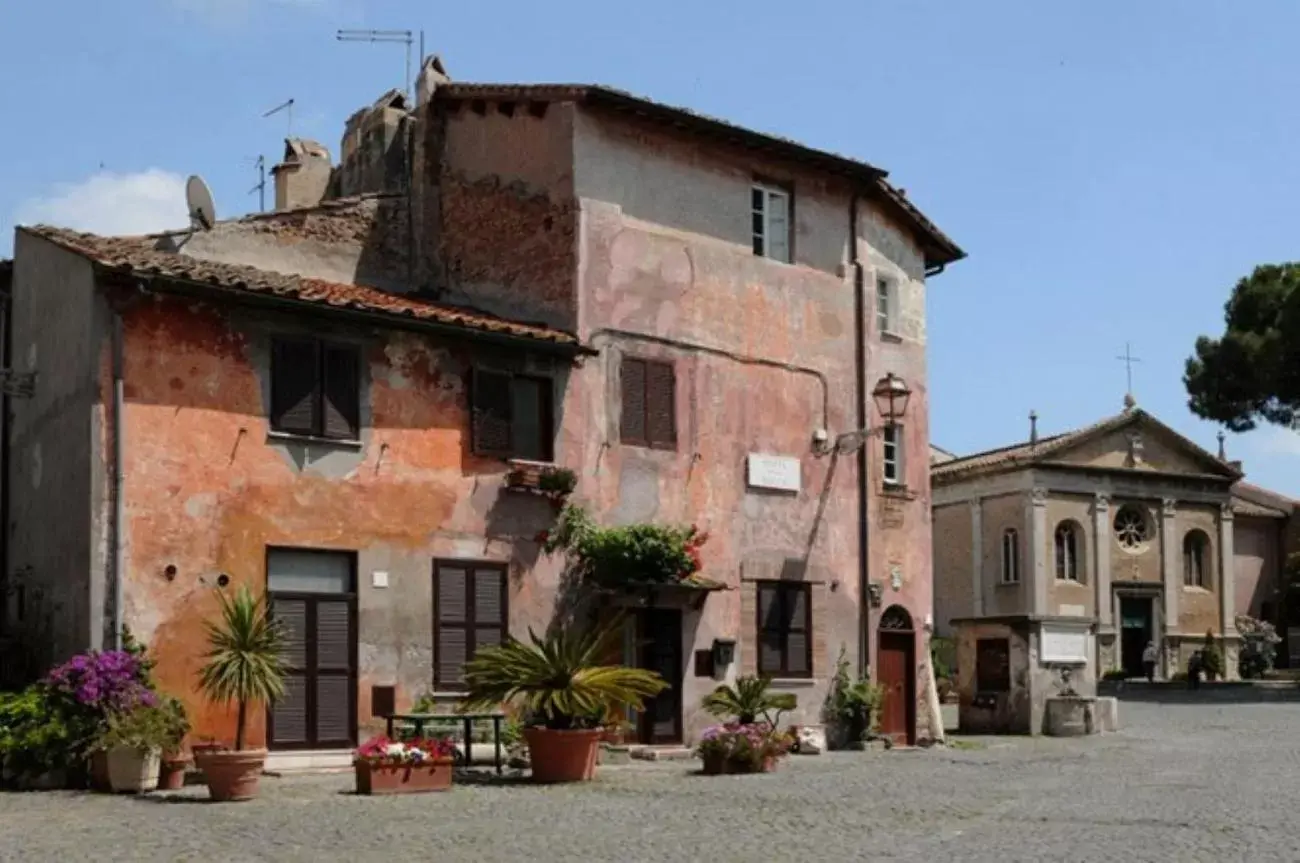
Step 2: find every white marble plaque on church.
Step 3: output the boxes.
[747,454,801,493]
[1040,625,1091,665]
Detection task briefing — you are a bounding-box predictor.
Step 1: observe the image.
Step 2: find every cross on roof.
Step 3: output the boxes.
[1116,343,1142,399]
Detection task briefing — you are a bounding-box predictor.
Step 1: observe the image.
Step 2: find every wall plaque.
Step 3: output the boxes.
[746,454,801,493]
[1040,625,1091,665]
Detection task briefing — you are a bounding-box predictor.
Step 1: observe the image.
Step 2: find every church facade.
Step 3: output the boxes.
[930,403,1298,681]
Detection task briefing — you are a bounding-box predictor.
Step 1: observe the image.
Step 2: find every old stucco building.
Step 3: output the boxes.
[2,58,962,755]
[931,401,1299,704]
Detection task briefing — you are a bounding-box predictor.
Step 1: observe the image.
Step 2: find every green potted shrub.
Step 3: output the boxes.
[95,704,178,793]
[195,586,286,802]
[822,651,884,748]
[157,696,192,790]
[1202,630,1225,682]
[702,675,796,725]
[460,622,666,783]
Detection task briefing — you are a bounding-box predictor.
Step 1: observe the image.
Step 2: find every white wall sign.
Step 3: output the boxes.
[1040,625,1091,665]
[747,454,801,493]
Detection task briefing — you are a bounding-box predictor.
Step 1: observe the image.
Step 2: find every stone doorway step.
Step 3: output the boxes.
[265,749,354,774]
[628,745,694,762]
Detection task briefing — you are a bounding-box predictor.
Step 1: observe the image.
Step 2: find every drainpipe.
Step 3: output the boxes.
[111,310,125,650]
[850,194,871,677]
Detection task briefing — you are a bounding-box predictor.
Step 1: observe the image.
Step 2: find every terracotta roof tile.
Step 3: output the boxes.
[20,226,582,349]
[1231,481,1296,519]
[435,83,964,267]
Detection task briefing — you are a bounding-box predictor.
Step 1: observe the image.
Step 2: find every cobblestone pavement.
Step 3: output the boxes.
[3,702,1298,862]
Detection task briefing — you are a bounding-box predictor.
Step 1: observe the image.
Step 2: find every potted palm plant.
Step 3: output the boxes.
[195,586,286,802]
[460,622,666,783]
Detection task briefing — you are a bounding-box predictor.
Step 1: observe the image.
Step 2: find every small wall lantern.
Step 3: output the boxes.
[712,638,737,668]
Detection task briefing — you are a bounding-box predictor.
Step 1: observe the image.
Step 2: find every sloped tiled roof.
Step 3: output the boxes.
[932,409,1240,484]
[435,82,964,268]
[1232,481,1296,519]
[19,225,583,349]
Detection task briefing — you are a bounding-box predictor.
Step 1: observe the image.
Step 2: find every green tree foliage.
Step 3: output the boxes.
[1185,263,1300,431]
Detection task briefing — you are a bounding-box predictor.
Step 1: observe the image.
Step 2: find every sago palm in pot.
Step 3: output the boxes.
[461,621,666,782]
[196,586,286,802]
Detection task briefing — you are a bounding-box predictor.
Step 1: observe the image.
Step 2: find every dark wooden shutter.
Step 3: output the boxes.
[784,586,810,676]
[509,377,551,462]
[271,340,319,435]
[471,370,513,456]
[322,346,361,440]
[473,567,505,652]
[757,584,782,675]
[435,566,469,688]
[620,359,647,445]
[270,599,309,745]
[314,600,353,744]
[645,361,677,449]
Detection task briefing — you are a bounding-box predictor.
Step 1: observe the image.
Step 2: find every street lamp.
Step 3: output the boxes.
[824,373,912,455]
[871,372,912,427]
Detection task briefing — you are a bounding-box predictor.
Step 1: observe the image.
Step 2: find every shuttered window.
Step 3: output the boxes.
[756,582,812,678]
[270,338,362,441]
[620,358,677,450]
[434,561,508,690]
[471,369,554,461]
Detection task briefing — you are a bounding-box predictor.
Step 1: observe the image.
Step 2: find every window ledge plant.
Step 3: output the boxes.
[507,462,577,502]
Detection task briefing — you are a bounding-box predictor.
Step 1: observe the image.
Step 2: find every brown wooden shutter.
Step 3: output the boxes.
[271,340,319,435]
[322,345,361,440]
[645,361,677,449]
[472,567,505,652]
[471,369,513,455]
[757,584,782,675]
[314,600,353,744]
[435,566,469,688]
[270,599,309,745]
[784,586,810,676]
[620,358,647,445]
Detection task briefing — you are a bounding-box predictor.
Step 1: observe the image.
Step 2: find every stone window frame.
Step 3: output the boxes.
[1000,528,1021,585]
[1053,520,1085,583]
[751,180,793,264]
[881,423,905,488]
[1182,529,1212,590]
[1112,504,1152,555]
[875,274,899,337]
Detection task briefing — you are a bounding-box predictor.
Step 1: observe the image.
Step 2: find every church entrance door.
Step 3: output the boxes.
[1119,596,1154,679]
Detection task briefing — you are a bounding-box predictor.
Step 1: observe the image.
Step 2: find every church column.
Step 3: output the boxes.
[1219,502,1237,635]
[1093,493,1112,628]
[1029,487,1049,616]
[970,497,984,616]
[1161,498,1180,634]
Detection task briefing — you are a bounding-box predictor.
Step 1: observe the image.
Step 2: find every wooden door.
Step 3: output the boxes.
[1119,596,1153,679]
[636,609,683,745]
[877,631,916,746]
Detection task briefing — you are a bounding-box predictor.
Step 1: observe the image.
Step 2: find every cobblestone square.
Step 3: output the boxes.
[2,702,1297,862]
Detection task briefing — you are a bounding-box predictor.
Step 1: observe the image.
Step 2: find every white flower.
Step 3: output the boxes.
[384,743,406,758]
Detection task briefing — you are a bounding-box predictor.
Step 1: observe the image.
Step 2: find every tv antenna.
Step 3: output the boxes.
[186,175,217,231]
[262,98,295,138]
[336,29,424,104]
[248,155,266,213]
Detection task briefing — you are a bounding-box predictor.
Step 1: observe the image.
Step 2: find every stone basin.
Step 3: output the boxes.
[1044,695,1098,737]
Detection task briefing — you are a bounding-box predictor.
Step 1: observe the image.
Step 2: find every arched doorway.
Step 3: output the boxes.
[877,605,916,746]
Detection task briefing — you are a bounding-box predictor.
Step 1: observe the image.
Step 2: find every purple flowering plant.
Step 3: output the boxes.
[43,650,157,715]
[695,721,793,768]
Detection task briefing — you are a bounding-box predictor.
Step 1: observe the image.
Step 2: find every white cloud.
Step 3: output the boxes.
[13,170,189,237]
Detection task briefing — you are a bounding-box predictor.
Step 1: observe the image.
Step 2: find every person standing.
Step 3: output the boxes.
[1142,640,1159,683]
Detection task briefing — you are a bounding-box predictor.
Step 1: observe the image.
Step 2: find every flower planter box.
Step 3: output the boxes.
[354,759,454,795]
[700,754,778,775]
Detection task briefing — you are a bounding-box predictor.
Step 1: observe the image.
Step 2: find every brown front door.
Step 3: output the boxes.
[266,549,358,751]
[877,630,916,746]
[636,609,683,745]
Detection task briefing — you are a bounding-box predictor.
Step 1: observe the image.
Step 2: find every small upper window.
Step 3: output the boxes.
[876,277,895,334]
[471,369,554,462]
[751,184,791,263]
[1054,522,1080,582]
[270,338,362,441]
[620,358,677,450]
[1183,530,1210,588]
[1001,528,1020,584]
[882,424,903,486]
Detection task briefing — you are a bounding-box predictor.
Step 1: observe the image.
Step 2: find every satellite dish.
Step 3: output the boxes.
[185,175,217,231]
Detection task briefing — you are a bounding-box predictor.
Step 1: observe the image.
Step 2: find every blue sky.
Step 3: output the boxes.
[3,1,1299,493]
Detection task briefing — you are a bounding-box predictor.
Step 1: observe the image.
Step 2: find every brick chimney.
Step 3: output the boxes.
[271,138,332,210]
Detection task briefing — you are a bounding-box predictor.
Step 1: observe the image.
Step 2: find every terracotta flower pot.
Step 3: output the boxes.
[158,755,191,791]
[523,727,602,783]
[202,749,267,802]
[700,751,731,775]
[354,759,454,795]
[107,745,161,794]
[89,750,112,792]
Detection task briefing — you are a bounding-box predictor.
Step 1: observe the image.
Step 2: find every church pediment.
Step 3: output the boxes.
[1042,411,1238,479]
